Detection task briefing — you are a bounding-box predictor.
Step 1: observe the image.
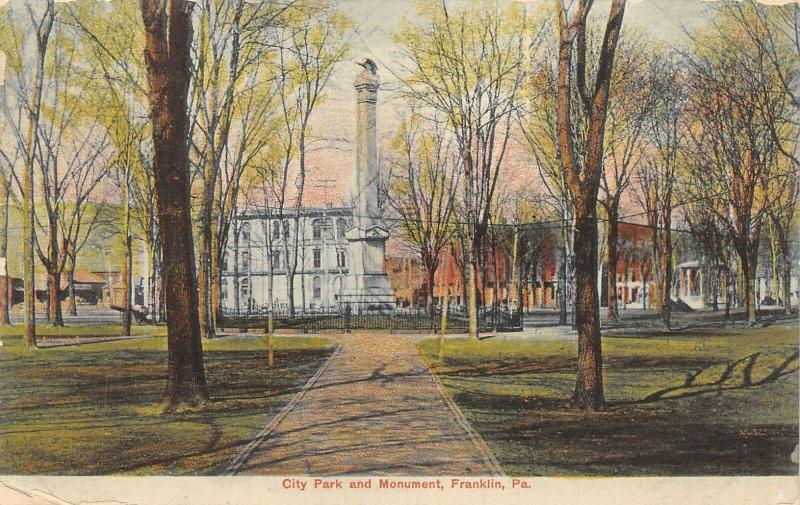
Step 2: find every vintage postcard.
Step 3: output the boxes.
[0,0,797,504]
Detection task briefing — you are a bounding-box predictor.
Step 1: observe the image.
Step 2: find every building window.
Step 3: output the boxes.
[221,280,228,301]
[221,254,228,271]
[272,250,281,269]
[337,218,348,240]
[241,251,250,272]
[283,220,290,239]
[313,249,321,269]
[312,219,322,240]
[337,249,346,268]
[272,221,280,241]
[240,278,249,298]
[312,276,321,300]
[241,222,250,243]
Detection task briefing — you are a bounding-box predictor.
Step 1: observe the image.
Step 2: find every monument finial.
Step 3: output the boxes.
[357,58,377,75]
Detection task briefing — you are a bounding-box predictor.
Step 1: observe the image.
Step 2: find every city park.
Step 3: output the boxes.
[0,0,797,479]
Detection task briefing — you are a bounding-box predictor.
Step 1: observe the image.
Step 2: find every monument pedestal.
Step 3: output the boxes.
[343,225,394,313]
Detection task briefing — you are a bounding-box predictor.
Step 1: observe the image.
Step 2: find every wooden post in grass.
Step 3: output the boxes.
[265,319,274,368]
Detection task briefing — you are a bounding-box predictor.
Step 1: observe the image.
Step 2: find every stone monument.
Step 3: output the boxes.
[342,58,394,312]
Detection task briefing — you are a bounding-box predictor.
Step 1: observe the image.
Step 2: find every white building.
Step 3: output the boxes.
[221,205,354,313]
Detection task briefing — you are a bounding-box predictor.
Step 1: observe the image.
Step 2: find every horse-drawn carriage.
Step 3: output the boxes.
[109,304,152,324]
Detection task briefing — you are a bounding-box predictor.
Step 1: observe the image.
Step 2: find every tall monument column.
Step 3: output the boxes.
[355,59,380,229]
[343,58,393,312]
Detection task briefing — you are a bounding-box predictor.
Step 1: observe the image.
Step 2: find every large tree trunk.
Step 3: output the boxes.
[233,230,240,315]
[46,219,63,326]
[198,223,214,338]
[212,253,222,330]
[650,227,661,314]
[605,211,619,321]
[559,241,568,325]
[641,264,647,310]
[555,0,626,412]
[739,246,759,324]
[458,236,469,309]
[568,200,604,411]
[21,2,55,348]
[122,233,132,336]
[284,241,295,317]
[425,260,436,318]
[510,225,519,310]
[47,271,63,326]
[556,216,570,324]
[122,175,132,336]
[151,237,163,323]
[782,251,792,316]
[659,229,672,329]
[141,0,208,408]
[65,257,77,316]
[466,251,478,340]
[725,266,732,321]
[710,267,719,312]
[266,238,274,335]
[492,239,500,313]
[768,237,779,302]
[0,177,9,326]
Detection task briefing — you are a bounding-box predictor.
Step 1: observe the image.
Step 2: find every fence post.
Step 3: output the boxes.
[265,331,274,367]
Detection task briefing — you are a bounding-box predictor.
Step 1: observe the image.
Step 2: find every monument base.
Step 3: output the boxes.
[344,224,394,314]
[340,275,395,314]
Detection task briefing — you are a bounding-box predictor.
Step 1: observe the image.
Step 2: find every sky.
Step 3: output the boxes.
[299,0,720,206]
[0,0,794,271]
[0,0,792,210]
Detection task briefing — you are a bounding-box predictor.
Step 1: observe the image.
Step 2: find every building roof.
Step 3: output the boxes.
[239,205,354,220]
[34,271,108,287]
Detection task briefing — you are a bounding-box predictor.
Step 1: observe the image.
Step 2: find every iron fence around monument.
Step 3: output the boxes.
[217,303,522,334]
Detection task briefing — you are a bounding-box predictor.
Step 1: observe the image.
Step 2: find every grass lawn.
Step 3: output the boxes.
[0,325,333,475]
[419,324,799,476]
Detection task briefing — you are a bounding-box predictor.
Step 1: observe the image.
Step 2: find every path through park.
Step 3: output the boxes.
[228,333,502,475]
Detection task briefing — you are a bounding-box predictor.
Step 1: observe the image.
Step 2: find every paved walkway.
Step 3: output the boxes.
[230,334,501,475]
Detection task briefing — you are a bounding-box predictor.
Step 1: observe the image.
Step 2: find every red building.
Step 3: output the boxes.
[385,232,562,311]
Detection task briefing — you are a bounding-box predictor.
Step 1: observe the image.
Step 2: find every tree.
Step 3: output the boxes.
[553,0,627,411]
[521,43,575,326]
[396,0,532,339]
[279,1,348,316]
[506,191,549,313]
[686,200,733,317]
[598,38,649,322]
[0,0,56,346]
[634,54,686,329]
[0,170,11,325]
[765,168,798,314]
[32,22,111,326]
[718,2,799,166]
[684,5,793,325]
[141,0,208,407]
[711,2,799,316]
[60,188,113,317]
[105,115,140,335]
[386,117,460,316]
[67,0,164,324]
[189,0,288,339]
[0,123,20,326]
